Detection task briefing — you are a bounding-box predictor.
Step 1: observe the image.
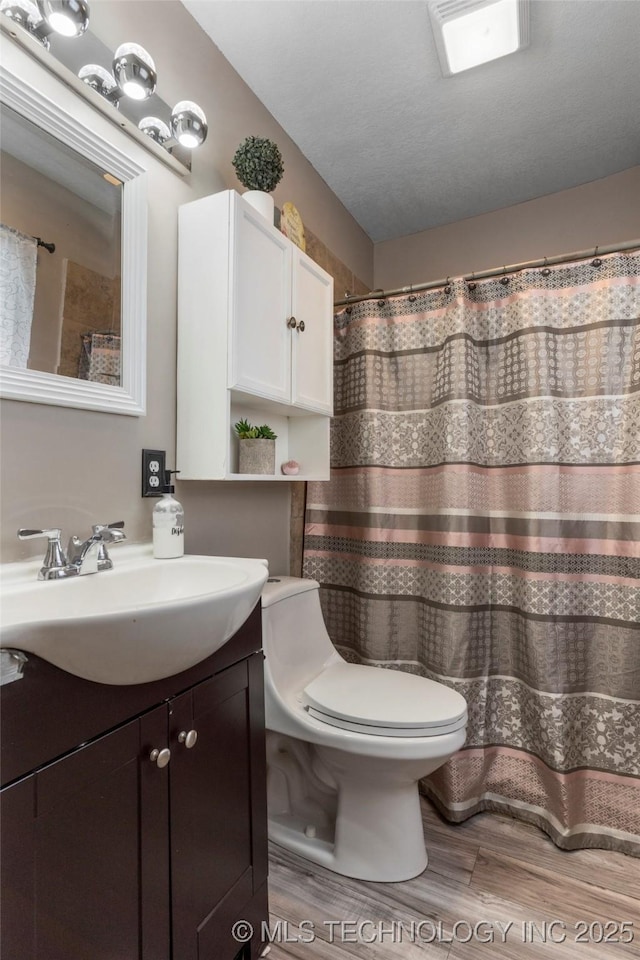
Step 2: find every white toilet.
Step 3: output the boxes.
[261,576,467,882]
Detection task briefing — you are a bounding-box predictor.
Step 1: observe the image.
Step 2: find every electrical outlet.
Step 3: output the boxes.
[142,449,166,497]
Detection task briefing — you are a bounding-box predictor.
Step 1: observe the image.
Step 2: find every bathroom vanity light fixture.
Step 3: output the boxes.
[112,42,156,100]
[79,47,208,151]
[2,0,208,157]
[138,102,208,151]
[428,0,529,76]
[79,43,156,105]
[169,100,207,149]
[78,63,120,105]
[38,0,88,37]
[138,116,171,145]
[0,0,88,46]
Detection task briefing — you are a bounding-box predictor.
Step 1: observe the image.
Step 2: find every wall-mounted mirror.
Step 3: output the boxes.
[0,59,147,415]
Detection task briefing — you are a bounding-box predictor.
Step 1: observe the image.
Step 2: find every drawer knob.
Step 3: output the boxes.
[297,319,305,332]
[149,747,171,768]
[286,316,297,329]
[178,729,198,749]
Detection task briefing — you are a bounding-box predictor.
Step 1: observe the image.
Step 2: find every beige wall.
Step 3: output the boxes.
[0,1,373,568]
[374,166,640,289]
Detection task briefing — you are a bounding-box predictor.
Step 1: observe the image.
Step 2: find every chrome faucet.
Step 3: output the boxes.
[18,522,127,580]
[67,522,127,574]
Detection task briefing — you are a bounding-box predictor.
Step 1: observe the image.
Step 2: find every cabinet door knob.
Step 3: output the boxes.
[286,316,297,329]
[178,729,198,749]
[297,320,306,332]
[149,747,171,768]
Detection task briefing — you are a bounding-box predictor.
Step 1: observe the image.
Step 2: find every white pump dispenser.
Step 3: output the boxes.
[152,469,184,559]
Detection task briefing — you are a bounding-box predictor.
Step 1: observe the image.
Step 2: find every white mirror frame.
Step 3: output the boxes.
[0,64,147,415]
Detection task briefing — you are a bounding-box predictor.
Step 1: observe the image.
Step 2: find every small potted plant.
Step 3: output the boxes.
[232,135,284,222]
[235,418,278,475]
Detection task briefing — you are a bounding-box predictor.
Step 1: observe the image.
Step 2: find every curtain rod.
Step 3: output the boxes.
[33,236,55,254]
[335,238,640,307]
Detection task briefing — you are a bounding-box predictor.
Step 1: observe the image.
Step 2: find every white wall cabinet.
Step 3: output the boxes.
[177,191,333,480]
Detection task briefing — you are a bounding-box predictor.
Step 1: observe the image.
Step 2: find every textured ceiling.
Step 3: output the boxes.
[183,0,640,243]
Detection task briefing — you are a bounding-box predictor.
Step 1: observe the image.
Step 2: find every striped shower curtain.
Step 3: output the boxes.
[303,249,640,857]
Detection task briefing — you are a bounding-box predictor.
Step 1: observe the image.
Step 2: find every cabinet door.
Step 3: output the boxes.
[170,656,266,960]
[291,247,334,414]
[1,775,35,959]
[29,714,168,960]
[230,199,293,404]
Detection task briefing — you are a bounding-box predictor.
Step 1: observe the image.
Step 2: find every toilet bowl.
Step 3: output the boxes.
[261,577,467,882]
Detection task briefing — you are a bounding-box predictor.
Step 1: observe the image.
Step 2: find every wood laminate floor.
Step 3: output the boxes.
[263,798,640,959]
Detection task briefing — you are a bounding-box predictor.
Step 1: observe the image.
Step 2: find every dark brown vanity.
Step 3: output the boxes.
[0,604,268,960]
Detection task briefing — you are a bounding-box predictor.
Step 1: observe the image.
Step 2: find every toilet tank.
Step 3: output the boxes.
[261,577,341,696]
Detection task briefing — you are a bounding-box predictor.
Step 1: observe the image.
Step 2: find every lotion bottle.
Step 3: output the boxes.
[153,470,184,559]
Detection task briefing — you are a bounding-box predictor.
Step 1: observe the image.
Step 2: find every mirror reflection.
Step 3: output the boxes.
[0,103,122,385]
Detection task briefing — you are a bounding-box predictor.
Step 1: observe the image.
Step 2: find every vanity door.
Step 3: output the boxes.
[0,774,35,959]
[33,717,153,960]
[0,708,170,960]
[169,653,268,960]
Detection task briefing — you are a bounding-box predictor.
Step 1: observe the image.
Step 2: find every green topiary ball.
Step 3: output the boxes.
[232,136,284,193]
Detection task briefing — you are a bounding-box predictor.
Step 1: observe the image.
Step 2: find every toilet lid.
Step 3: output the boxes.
[302,663,467,738]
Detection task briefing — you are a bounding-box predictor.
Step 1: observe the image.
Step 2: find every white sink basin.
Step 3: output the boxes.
[0,545,268,685]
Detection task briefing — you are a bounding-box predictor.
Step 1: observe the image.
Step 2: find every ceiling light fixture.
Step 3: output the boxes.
[428,0,529,77]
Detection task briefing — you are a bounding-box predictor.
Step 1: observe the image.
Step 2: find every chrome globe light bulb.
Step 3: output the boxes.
[37,0,89,37]
[1,0,48,46]
[1,0,38,26]
[170,101,208,149]
[78,64,119,105]
[139,116,171,145]
[112,42,157,100]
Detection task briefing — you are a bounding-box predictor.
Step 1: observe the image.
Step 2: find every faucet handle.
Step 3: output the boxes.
[17,528,69,580]
[18,527,62,541]
[91,520,125,536]
[91,521,126,571]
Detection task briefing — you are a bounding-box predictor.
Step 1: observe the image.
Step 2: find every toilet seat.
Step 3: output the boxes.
[302,663,467,738]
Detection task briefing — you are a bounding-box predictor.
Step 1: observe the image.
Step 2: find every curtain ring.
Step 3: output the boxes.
[444,276,452,295]
[500,266,510,286]
[541,256,551,278]
[592,245,602,268]
[467,271,477,292]
[408,283,417,302]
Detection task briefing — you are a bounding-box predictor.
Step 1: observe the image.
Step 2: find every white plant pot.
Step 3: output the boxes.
[243,190,275,224]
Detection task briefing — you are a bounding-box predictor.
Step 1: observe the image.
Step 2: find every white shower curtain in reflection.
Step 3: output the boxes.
[0,224,37,368]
